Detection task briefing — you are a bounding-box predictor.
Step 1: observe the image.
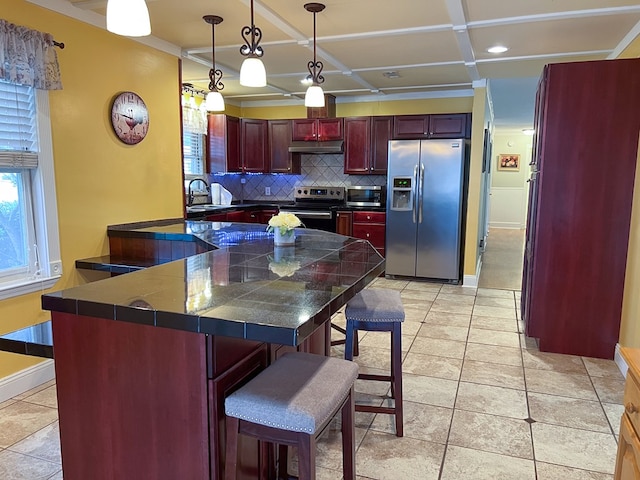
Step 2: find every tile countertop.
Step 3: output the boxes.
[42,222,385,346]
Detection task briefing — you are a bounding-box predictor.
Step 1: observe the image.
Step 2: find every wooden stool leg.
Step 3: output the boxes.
[225,416,240,480]
[296,433,316,480]
[341,387,356,480]
[353,329,359,357]
[345,320,355,361]
[277,444,289,479]
[392,323,403,437]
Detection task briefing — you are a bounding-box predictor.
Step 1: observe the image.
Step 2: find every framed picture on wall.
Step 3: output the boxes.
[497,154,520,171]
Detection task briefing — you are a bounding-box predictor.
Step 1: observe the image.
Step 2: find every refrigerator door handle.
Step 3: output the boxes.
[412,165,418,223]
[418,163,425,223]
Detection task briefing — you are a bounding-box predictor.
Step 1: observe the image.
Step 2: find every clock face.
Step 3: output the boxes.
[110,91,149,145]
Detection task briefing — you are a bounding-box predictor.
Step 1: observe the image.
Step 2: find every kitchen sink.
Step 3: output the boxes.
[186,204,224,212]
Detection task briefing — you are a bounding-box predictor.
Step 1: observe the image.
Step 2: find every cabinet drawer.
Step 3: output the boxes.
[616,414,640,480]
[624,371,640,435]
[352,224,385,249]
[353,211,385,224]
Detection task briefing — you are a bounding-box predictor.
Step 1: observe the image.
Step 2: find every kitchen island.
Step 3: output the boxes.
[42,221,384,480]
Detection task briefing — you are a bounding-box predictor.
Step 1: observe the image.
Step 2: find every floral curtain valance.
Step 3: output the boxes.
[0,19,62,90]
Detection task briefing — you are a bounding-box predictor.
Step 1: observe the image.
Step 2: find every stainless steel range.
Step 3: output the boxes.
[279,186,345,232]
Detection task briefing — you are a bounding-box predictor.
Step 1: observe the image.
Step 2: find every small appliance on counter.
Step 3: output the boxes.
[345,185,385,207]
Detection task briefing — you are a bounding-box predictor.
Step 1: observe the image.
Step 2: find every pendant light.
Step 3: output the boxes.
[239,0,266,87]
[106,0,151,37]
[304,3,326,108]
[203,15,225,112]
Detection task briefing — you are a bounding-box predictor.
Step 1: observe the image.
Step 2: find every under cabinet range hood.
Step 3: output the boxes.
[288,140,343,154]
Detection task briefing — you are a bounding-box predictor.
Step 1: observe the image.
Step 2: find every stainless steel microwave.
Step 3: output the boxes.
[345,186,386,207]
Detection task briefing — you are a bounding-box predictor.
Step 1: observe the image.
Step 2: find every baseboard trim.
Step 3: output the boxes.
[463,255,482,288]
[488,221,524,229]
[0,360,55,403]
[615,343,629,378]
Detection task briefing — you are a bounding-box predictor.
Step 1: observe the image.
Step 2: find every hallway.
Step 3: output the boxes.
[478,227,526,291]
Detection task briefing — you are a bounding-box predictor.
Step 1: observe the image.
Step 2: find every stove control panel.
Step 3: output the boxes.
[294,186,345,201]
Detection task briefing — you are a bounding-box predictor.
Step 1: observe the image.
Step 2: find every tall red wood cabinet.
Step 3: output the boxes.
[521,58,640,359]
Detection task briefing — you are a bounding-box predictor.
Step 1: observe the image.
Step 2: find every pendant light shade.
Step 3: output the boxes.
[106,0,151,37]
[240,57,267,87]
[203,15,225,112]
[205,91,225,112]
[305,85,325,107]
[239,0,267,87]
[304,3,326,106]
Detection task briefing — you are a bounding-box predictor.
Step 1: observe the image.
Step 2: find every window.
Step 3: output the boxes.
[0,79,61,299]
[182,128,205,175]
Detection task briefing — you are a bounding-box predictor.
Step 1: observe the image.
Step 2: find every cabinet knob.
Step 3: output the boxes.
[626,402,637,414]
[366,233,370,238]
[367,216,371,220]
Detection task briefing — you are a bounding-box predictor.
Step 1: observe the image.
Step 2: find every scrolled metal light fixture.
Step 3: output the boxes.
[239,0,266,87]
[304,3,326,108]
[203,15,225,112]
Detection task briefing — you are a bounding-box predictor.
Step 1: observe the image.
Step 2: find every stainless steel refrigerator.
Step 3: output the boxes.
[385,139,467,281]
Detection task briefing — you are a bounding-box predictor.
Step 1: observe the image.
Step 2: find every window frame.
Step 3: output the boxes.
[0,88,62,300]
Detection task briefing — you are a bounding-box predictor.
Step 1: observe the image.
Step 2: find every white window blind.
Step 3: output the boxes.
[183,128,205,175]
[0,80,38,168]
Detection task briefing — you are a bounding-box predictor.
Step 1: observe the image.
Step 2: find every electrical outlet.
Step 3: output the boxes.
[265,187,271,196]
[50,261,63,275]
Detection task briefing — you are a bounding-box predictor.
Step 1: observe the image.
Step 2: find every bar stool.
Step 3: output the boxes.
[344,288,405,437]
[224,352,359,480]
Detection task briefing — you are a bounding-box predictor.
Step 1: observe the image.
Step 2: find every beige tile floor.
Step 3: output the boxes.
[0,229,625,479]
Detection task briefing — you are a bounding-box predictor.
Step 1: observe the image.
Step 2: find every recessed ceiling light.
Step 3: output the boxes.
[383,71,401,79]
[487,45,508,54]
[300,76,313,86]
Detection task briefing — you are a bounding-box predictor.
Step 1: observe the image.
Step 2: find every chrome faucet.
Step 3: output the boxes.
[187,178,210,206]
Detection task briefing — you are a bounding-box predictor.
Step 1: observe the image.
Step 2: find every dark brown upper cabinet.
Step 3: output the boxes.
[240,118,269,173]
[344,116,392,175]
[207,114,241,173]
[268,119,300,174]
[292,118,343,141]
[393,113,470,139]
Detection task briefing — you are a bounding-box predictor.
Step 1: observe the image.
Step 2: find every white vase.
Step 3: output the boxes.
[273,228,296,246]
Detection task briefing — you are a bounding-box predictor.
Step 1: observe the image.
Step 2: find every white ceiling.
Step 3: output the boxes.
[40,0,640,129]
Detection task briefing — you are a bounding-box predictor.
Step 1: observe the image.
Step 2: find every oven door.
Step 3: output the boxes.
[279,208,336,232]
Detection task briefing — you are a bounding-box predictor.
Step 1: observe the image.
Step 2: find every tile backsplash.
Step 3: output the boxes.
[208,154,386,203]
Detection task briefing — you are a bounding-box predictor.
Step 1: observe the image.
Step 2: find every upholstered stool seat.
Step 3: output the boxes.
[224,352,359,480]
[345,288,405,437]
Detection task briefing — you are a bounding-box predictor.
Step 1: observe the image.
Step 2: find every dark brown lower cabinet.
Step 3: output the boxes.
[52,311,330,480]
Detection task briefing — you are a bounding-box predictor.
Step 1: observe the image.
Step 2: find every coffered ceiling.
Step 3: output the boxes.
[35,0,640,129]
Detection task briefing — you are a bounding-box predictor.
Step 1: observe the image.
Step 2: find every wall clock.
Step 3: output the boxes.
[110,91,149,145]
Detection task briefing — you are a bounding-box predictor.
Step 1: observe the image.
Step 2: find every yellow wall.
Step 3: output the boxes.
[615,38,640,348]
[239,96,473,120]
[619,135,640,348]
[463,87,488,277]
[0,0,183,378]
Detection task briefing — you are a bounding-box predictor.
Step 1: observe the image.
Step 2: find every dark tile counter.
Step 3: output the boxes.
[0,321,53,359]
[44,221,385,346]
[41,220,385,480]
